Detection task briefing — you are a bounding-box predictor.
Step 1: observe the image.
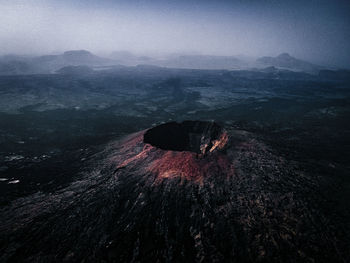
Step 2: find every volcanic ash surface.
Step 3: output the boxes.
[0,121,345,262]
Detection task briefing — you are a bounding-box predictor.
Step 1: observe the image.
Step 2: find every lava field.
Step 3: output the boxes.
[1,121,348,262]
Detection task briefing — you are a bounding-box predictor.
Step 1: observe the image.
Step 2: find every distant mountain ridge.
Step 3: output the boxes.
[0,50,116,75]
[0,50,340,75]
[56,65,94,75]
[158,55,245,70]
[256,53,322,73]
[61,50,111,65]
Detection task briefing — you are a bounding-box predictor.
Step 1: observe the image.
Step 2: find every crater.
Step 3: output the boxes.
[143,121,226,154]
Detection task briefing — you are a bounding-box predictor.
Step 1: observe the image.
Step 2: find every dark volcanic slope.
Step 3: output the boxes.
[0,121,348,262]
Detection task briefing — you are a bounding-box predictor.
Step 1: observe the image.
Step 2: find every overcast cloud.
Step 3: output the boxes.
[0,0,349,67]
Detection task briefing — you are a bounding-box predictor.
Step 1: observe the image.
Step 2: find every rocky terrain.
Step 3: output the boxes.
[0,120,349,262]
[0,66,349,262]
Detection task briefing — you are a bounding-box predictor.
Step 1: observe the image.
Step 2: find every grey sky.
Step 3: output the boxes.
[0,0,349,67]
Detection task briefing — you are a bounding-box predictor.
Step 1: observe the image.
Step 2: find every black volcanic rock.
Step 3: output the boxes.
[0,123,347,262]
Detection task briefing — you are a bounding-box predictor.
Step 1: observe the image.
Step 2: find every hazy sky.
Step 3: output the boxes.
[0,0,349,67]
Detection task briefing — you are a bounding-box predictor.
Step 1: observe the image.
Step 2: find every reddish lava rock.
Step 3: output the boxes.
[1,121,346,263]
[111,121,233,182]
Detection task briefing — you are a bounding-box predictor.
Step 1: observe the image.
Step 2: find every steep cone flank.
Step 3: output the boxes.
[1,122,345,263]
[113,121,231,181]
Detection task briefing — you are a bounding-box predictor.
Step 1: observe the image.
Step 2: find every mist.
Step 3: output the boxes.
[0,0,349,67]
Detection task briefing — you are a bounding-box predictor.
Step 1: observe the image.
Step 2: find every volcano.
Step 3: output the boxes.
[144,121,224,154]
[112,121,231,182]
[0,121,345,262]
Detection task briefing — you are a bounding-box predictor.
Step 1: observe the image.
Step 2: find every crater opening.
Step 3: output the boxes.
[143,121,224,154]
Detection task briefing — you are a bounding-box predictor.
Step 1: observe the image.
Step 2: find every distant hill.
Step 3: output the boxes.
[32,50,115,72]
[0,50,117,75]
[61,50,112,65]
[256,53,322,73]
[109,51,247,70]
[56,65,94,75]
[0,51,337,75]
[318,69,350,82]
[159,55,245,70]
[0,60,31,75]
[110,51,154,66]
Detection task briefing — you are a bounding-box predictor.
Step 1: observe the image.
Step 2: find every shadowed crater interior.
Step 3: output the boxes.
[143,121,223,154]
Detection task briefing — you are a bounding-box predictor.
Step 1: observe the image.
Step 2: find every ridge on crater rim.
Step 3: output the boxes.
[143,121,227,154]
